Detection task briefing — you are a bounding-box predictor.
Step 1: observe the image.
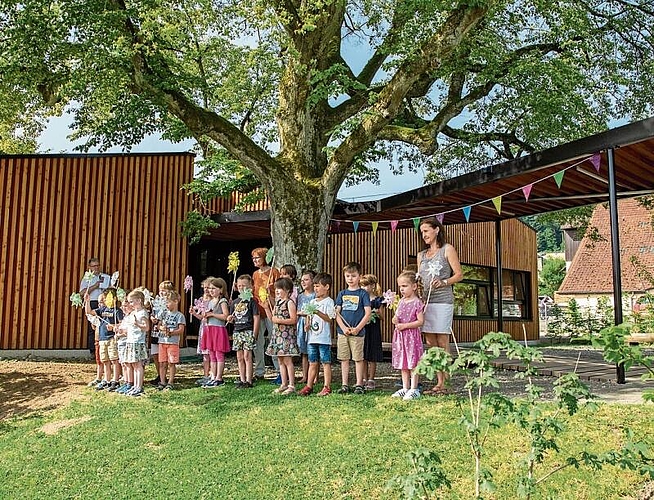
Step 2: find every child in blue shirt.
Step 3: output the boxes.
[335,262,371,395]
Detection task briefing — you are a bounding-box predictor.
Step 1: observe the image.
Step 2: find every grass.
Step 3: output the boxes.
[0,379,652,499]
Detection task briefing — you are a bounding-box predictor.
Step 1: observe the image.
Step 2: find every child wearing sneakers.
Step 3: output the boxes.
[391,271,425,401]
[115,299,133,394]
[84,289,124,392]
[227,274,260,388]
[157,291,186,390]
[298,273,336,397]
[123,290,150,396]
[335,262,371,395]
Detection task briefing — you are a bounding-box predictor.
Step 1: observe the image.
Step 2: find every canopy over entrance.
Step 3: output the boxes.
[335,117,654,226]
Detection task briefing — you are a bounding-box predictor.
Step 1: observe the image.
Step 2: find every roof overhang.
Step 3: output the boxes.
[207,117,654,240]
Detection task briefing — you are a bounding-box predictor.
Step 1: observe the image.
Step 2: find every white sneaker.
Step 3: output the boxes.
[403,388,421,400]
[391,388,408,398]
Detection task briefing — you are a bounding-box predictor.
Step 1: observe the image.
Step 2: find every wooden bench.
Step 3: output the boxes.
[625,332,654,344]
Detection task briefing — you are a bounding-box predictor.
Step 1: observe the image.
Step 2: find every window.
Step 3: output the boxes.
[453,264,531,320]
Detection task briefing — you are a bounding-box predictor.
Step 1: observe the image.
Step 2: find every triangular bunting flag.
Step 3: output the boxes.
[590,153,601,173]
[352,221,359,234]
[436,214,444,224]
[390,220,399,232]
[462,206,471,222]
[492,196,502,214]
[522,183,533,201]
[553,170,565,188]
[412,217,420,232]
[332,220,340,232]
[371,221,378,236]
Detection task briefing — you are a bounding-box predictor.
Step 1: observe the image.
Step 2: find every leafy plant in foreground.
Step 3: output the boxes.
[389,331,654,499]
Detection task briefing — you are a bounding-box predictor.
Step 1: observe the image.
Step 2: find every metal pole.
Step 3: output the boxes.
[495,219,504,332]
[607,148,626,384]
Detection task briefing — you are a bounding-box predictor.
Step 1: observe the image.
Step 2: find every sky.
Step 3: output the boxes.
[38,109,425,203]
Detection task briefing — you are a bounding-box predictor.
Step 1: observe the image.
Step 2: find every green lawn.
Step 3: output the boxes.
[0,381,651,499]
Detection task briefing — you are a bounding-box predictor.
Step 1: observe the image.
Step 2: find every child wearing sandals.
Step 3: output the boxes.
[391,271,425,401]
[263,277,299,395]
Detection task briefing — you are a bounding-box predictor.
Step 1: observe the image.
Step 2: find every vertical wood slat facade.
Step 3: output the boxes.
[0,153,195,350]
[324,220,538,343]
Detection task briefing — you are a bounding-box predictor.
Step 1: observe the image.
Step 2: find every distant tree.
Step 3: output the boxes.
[1,1,653,270]
[539,256,566,298]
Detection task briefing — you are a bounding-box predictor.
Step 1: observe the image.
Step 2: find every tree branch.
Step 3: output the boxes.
[441,125,535,157]
[323,5,491,192]
[109,0,279,180]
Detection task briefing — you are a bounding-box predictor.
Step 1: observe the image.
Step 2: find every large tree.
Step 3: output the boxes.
[2,0,653,270]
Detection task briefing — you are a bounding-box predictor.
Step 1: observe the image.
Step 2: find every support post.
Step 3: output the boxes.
[607,148,626,384]
[495,219,504,332]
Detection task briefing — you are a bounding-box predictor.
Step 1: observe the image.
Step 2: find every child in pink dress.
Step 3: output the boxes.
[391,271,425,401]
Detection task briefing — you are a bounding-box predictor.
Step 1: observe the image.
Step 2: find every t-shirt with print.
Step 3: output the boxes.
[158,310,186,345]
[335,288,371,337]
[231,297,258,332]
[94,306,124,341]
[307,297,336,345]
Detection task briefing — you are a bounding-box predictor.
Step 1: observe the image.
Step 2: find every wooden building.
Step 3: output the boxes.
[0,153,194,350]
[192,219,539,344]
[1,152,538,351]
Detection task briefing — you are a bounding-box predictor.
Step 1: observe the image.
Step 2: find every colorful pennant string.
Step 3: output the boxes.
[590,153,601,172]
[330,152,602,232]
[492,196,502,214]
[553,170,565,188]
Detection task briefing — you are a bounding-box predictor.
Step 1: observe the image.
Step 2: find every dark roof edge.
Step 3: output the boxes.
[0,151,196,159]
[377,116,654,212]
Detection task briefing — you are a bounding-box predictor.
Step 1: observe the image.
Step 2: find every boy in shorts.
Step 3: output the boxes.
[335,262,371,395]
[298,273,336,396]
[228,274,260,388]
[157,291,186,390]
[85,290,124,391]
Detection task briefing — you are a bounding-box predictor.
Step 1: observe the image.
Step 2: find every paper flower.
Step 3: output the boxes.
[104,290,116,309]
[265,247,274,265]
[193,298,208,315]
[116,288,127,302]
[302,303,319,316]
[184,275,193,292]
[227,251,240,273]
[369,309,380,323]
[86,314,100,328]
[110,271,119,287]
[427,260,443,278]
[382,289,399,310]
[142,288,153,305]
[69,292,83,308]
[239,288,253,301]
[83,270,95,283]
[258,287,269,303]
[151,295,167,318]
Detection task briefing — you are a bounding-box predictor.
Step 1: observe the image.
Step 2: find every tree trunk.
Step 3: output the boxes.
[267,178,336,274]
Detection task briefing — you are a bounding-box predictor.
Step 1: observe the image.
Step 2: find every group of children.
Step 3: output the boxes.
[84,261,427,401]
[85,283,186,396]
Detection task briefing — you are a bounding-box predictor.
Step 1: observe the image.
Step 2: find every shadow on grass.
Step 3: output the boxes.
[0,371,72,420]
